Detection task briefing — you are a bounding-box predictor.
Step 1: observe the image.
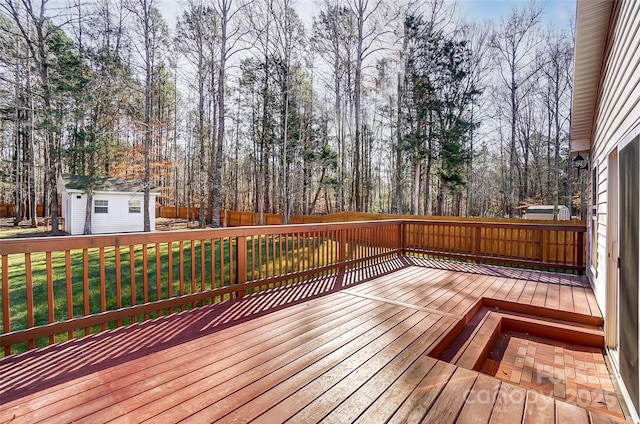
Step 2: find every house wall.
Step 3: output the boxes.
[64,191,156,235]
[588,0,640,310]
[91,193,156,234]
[587,0,640,419]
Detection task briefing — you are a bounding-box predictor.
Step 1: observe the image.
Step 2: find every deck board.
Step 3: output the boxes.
[488,382,527,424]
[114,304,413,422]
[457,373,502,424]
[421,367,479,424]
[386,359,457,424]
[181,309,432,423]
[0,259,626,424]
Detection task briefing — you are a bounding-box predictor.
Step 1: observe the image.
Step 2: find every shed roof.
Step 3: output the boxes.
[60,174,160,194]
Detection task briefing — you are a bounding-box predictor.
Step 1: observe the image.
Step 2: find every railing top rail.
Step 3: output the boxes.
[400,219,587,231]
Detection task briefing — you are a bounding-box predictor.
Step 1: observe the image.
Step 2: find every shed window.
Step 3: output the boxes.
[94,199,108,214]
[129,200,141,213]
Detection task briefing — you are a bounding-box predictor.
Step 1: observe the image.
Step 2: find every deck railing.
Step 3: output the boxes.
[0,219,585,356]
[403,220,585,272]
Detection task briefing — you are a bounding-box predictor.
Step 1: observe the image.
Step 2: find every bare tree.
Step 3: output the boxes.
[210,0,253,227]
[312,1,356,212]
[177,1,215,228]
[3,0,69,234]
[460,21,491,217]
[490,1,543,217]
[128,0,156,231]
[539,28,572,218]
[347,0,393,211]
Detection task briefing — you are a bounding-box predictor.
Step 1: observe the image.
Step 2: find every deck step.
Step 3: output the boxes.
[450,311,502,370]
[434,304,606,372]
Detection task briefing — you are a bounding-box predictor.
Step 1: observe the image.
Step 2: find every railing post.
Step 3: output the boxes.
[399,222,406,256]
[338,229,346,273]
[236,236,247,298]
[577,230,584,274]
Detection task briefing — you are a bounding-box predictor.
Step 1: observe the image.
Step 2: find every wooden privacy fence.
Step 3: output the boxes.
[158,209,578,226]
[0,219,585,356]
[0,204,45,218]
[156,207,288,226]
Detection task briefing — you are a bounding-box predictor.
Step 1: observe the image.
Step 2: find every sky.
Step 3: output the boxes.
[457,0,575,28]
[157,0,576,31]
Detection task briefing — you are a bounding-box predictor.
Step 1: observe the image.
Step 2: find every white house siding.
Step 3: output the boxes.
[90,193,155,234]
[585,1,640,419]
[63,192,155,235]
[588,0,640,316]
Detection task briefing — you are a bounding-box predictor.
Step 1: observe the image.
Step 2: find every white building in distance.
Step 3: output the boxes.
[58,174,159,235]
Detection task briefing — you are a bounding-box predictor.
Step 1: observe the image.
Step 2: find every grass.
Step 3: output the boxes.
[0,225,50,240]
[1,235,340,355]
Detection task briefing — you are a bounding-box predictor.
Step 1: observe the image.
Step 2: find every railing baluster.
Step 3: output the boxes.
[46,251,54,344]
[155,244,161,317]
[129,245,136,323]
[210,238,216,293]
[200,239,205,305]
[258,235,263,281]
[167,242,173,313]
[179,241,185,311]
[279,232,284,277]
[142,245,149,319]
[271,234,276,278]
[264,234,269,287]
[25,253,33,350]
[2,254,10,356]
[236,235,247,298]
[229,237,234,293]
[115,246,121,327]
[251,235,256,282]
[190,240,196,308]
[475,227,482,263]
[219,237,224,288]
[100,248,106,329]
[66,250,74,335]
[300,231,304,275]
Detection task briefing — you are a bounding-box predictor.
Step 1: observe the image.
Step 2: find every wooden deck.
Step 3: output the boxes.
[0,258,629,423]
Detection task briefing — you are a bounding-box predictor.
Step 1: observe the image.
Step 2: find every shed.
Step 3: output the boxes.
[524,205,570,220]
[58,174,159,235]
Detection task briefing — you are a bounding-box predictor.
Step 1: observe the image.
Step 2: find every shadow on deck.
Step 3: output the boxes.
[0,257,630,423]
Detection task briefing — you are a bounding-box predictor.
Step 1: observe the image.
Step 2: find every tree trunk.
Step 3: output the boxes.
[212,2,229,228]
[142,0,153,233]
[84,189,93,235]
[412,159,420,215]
[354,6,363,212]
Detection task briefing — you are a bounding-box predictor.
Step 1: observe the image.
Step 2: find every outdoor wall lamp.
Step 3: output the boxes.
[573,153,589,170]
[573,152,589,220]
